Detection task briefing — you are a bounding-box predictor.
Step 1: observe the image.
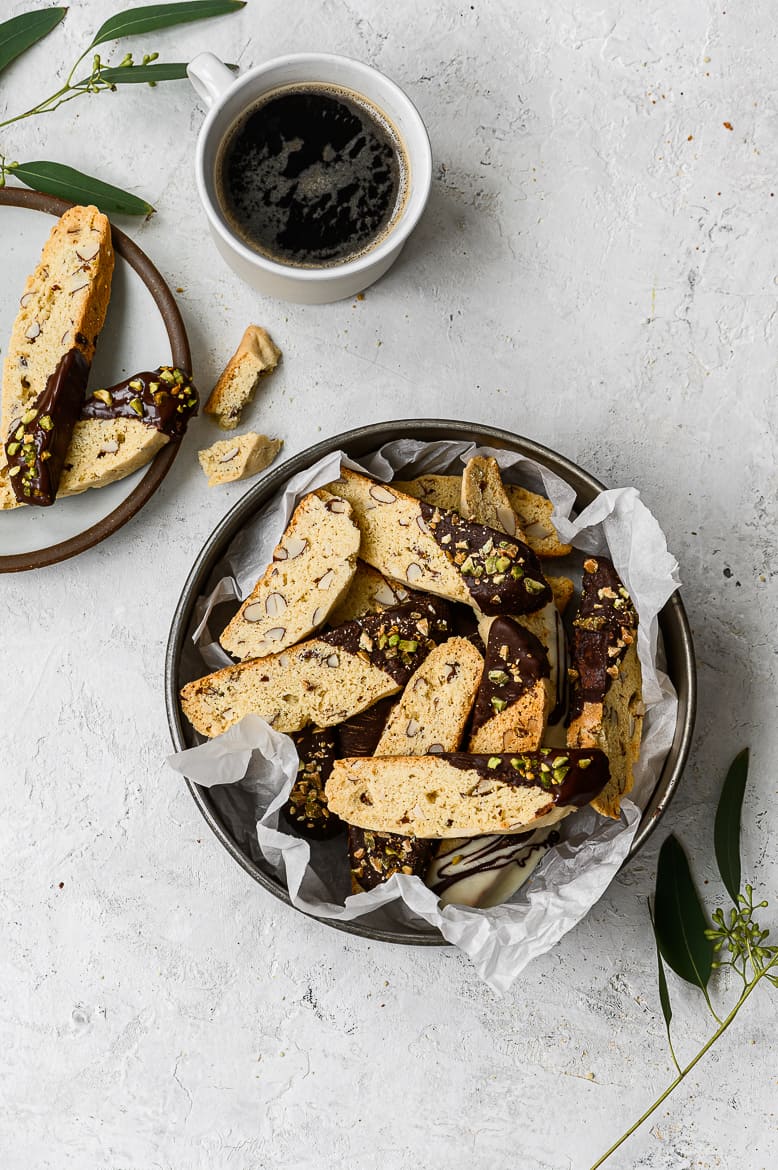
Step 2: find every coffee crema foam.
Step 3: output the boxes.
[215,83,410,269]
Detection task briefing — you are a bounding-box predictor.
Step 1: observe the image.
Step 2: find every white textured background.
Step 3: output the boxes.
[1,1,777,1167]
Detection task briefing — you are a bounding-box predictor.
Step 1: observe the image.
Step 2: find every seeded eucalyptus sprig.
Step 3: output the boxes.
[0,2,244,214]
[590,749,777,1168]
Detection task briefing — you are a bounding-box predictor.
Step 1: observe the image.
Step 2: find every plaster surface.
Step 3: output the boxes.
[1,2,776,1168]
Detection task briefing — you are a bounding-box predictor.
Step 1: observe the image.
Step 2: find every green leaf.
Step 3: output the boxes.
[9,161,154,216]
[648,900,672,1030]
[80,61,190,85]
[89,1,245,48]
[0,7,67,77]
[714,748,749,905]
[654,834,714,991]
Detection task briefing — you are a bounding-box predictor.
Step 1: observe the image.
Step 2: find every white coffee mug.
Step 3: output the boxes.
[187,52,432,304]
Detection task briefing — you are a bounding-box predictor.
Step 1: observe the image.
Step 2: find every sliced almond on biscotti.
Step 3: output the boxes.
[220,490,360,660]
[328,561,411,626]
[567,557,643,819]
[181,598,453,738]
[204,325,281,429]
[326,748,610,838]
[468,617,552,753]
[199,432,283,486]
[326,469,551,616]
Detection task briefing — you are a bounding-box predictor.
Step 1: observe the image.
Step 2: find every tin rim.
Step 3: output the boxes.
[165,420,697,946]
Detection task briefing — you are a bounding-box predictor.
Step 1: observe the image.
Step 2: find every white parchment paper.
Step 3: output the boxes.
[168,440,680,992]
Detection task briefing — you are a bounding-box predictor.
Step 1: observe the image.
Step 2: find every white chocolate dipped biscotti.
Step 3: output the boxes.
[220,491,360,660]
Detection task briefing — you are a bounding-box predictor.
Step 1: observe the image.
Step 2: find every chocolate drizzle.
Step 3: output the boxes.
[568,558,638,724]
[318,598,452,685]
[80,366,198,440]
[441,748,610,809]
[5,348,89,506]
[419,501,552,615]
[428,828,559,900]
[470,617,550,734]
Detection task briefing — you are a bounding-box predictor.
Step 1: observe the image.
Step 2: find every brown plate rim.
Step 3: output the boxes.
[0,187,191,573]
[165,419,697,947]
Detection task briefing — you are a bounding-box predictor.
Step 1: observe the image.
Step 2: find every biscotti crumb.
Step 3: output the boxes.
[204,325,281,429]
[198,432,283,486]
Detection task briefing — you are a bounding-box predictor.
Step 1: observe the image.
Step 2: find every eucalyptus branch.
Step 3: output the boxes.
[590,750,777,1168]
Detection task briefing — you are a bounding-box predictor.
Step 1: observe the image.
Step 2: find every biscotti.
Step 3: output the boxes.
[426,827,559,907]
[180,598,452,737]
[349,827,436,893]
[204,325,281,429]
[220,491,360,660]
[468,618,552,753]
[283,726,342,839]
[1,204,113,455]
[395,473,571,558]
[326,748,610,838]
[199,432,283,486]
[567,557,643,818]
[374,637,484,755]
[460,455,526,541]
[326,469,552,616]
[328,561,411,626]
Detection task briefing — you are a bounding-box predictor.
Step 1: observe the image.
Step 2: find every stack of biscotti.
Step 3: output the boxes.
[178,456,644,910]
[1,205,198,510]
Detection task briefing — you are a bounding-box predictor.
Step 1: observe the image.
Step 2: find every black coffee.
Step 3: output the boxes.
[216,83,408,267]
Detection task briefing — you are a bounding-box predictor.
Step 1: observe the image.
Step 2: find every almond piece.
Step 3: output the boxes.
[242,602,265,623]
[76,240,100,262]
[326,653,339,668]
[312,606,326,626]
[265,627,286,641]
[406,563,423,583]
[317,568,335,591]
[265,592,287,617]
[219,446,240,463]
[25,322,41,340]
[369,485,396,504]
[525,520,554,540]
[406,718,420,737]
[326,498,349,513]
[66,272,90,294]
[496,504,517,535]
[283,535,308,559]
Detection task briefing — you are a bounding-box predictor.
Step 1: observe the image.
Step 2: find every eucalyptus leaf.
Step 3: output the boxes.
[648,900,672,1031]
[9,161,154,216]
[0,7,67,77]
[714,749,749,905]
[89,1,245,49]
[654,834,714,991]
[79,61,190,85]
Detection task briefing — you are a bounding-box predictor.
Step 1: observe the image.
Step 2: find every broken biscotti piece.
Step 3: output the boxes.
[1,204,114,456]
[567,557,643,819]
[468,617,552,753]
[328,561,411,626]
[220,491,360,660]
[460,455,527,541]
[283,726,343,840]
[199,432,282,486]
[180,598,452,738]
[204,325,281,429]
[326,469,552,616]
[326,748,610,838]
[394,473,571,558]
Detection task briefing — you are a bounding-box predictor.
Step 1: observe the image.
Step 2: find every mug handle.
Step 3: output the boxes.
[187,52,236,108]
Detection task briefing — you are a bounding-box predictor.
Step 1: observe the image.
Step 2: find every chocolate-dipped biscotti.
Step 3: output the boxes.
[283,726,343,839]
[567,557,643,818]
[180,598,452,738]
[326,748,609,838]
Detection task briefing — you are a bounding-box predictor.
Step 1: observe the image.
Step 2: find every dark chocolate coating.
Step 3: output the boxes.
[5,348,89,506]
[470,616,550,734]
[337,696,395,757]
[349,826,436,892]
[568,558,638,723]
[318,597,452,685]
[419,502,552,615]
[442,748,610,809]
[283,726,343,840]
[81,366,198,440]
